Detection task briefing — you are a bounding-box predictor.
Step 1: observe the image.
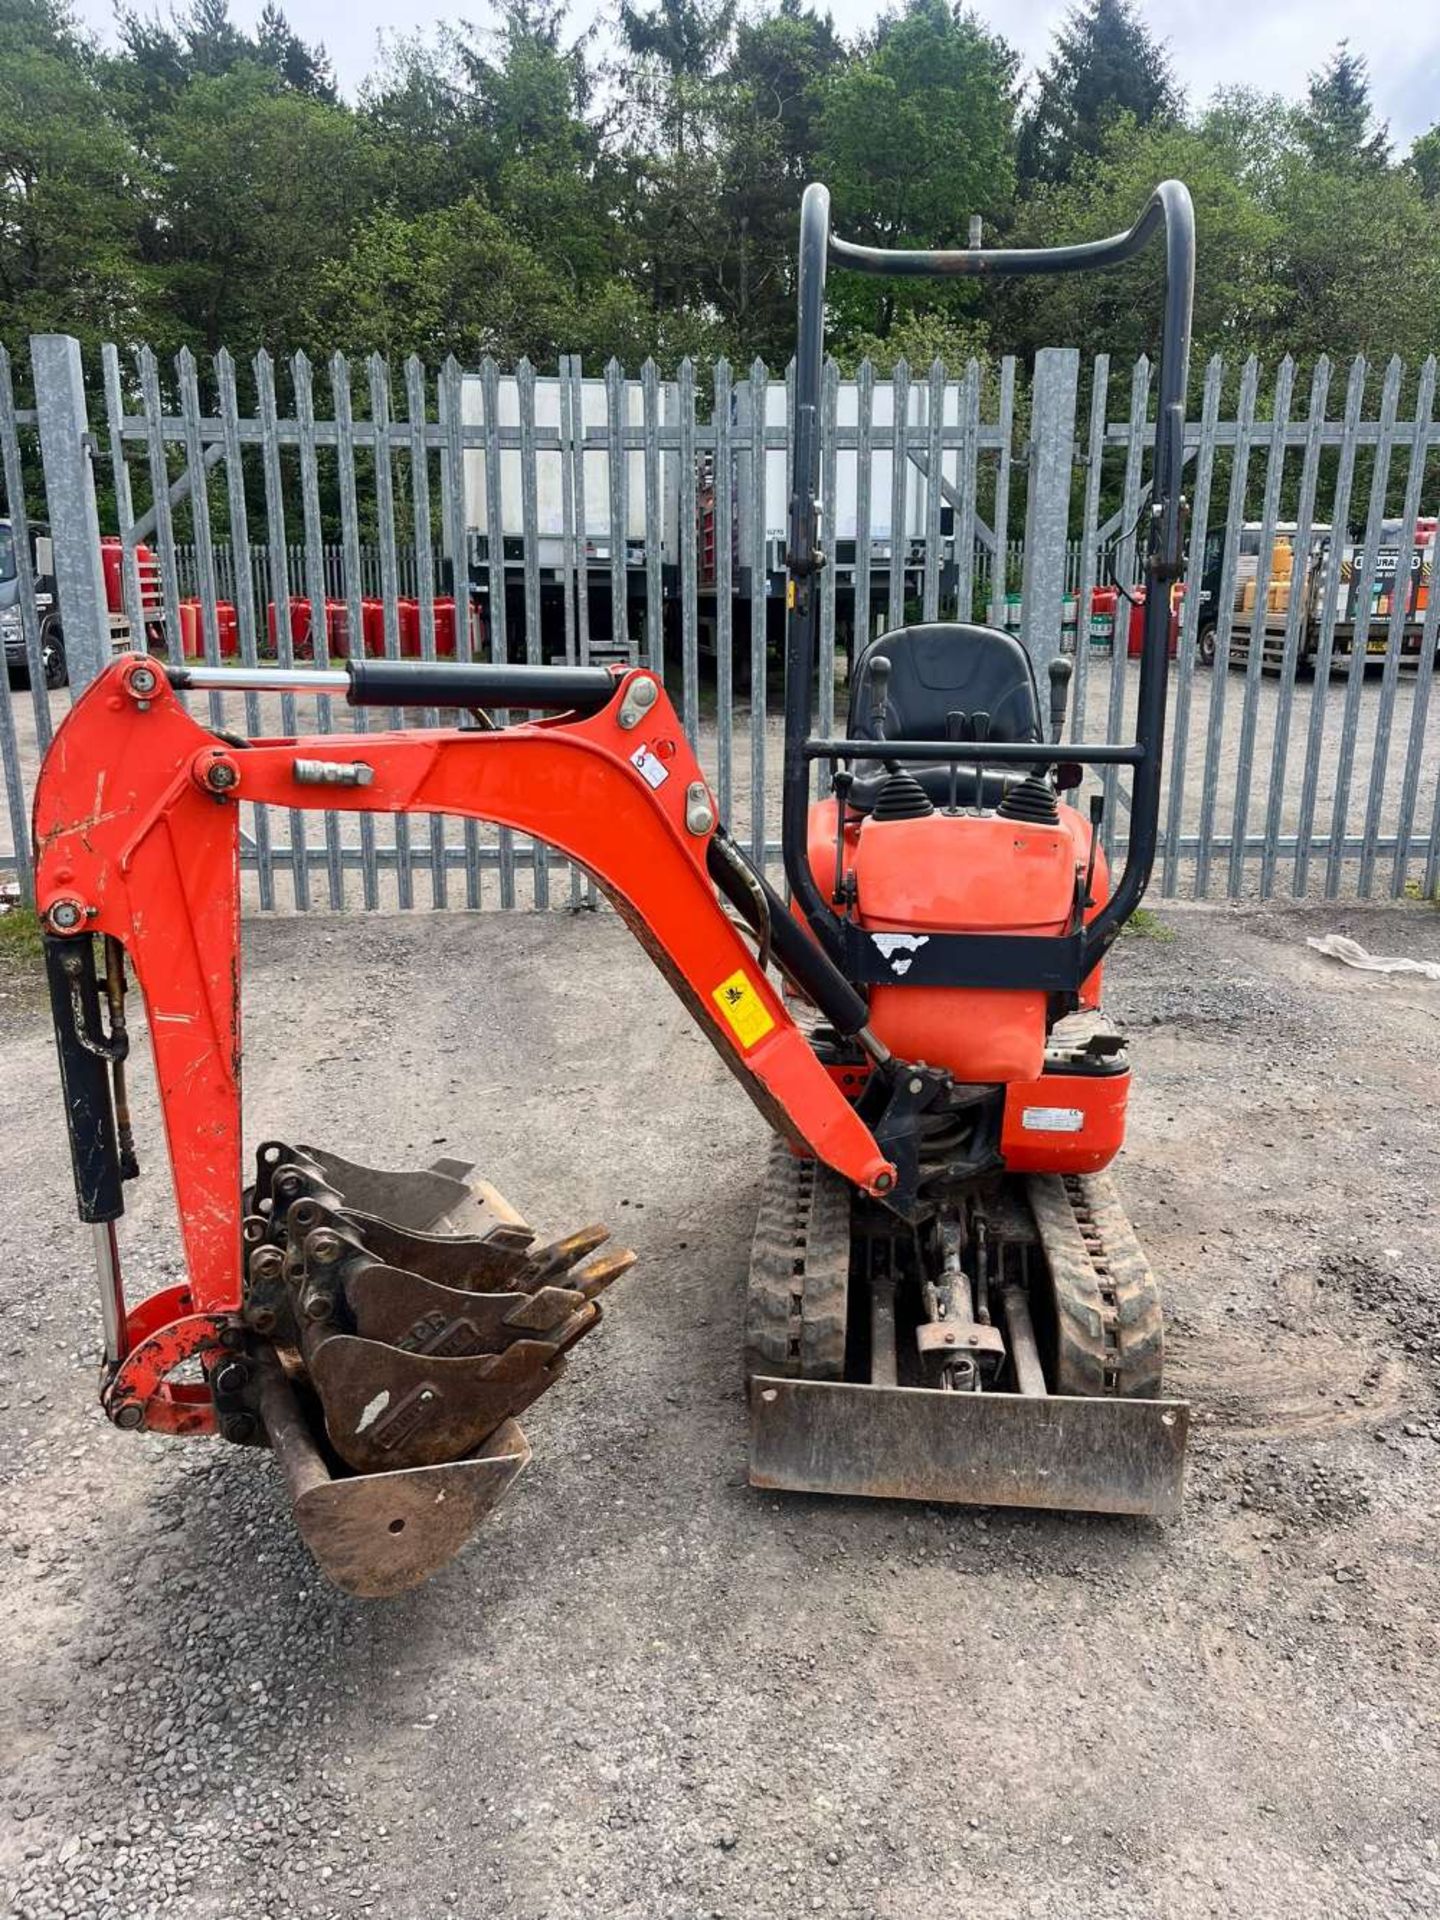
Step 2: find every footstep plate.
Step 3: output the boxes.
[748,1379,1189,1518]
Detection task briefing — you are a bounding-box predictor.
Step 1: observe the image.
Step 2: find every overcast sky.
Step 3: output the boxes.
[71,0,1440,147]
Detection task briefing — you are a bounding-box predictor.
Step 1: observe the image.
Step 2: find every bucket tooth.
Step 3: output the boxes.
[564,1248,639,1301]
[520,1225,614,1285]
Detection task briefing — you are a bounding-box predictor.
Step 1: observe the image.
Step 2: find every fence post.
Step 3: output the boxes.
[1019,347,1079,675]
[31,334,112,695]
[31,334,111,690]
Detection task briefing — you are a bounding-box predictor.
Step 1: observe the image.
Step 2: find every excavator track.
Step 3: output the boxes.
[746,1162,1187,1518]
[744,1138,850,1383]
[1026,1170,1164,1399]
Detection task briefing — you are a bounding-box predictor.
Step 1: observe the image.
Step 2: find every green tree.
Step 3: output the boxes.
[309,196,573,362]
[4,0,1437,383]
[0,0,152,346]
[364,9,621,285]
[1268,157,1440,364]
[1411,124,1440,201]
[255,3,335,100]
[308,194,698,366]
[1298,43,1390,172]
[839,305,990,374]
[145,64,378,351]
[1019,0,1177,187]
[711,0,844,355]
[112,0,335,141]
[1197,86,1295,202]
[612,0,733,342]
[818,0,1017,247]
[462,0,619,284]
[619,0,736,157]
[174,0,248,78]
[360,33,482,217]
[1008,113,1280,366]
[815,0,1017,345]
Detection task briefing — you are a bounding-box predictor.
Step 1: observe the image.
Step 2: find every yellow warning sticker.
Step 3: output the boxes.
[711,968,776,1051]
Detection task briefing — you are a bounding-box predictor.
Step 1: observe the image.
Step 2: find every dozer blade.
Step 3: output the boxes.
[743,1147,1188,1520]
[257,1354,531,1599]
[749,1379,1189,1519]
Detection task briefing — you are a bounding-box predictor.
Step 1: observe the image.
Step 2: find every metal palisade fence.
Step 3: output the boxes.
[1,333,1438,912]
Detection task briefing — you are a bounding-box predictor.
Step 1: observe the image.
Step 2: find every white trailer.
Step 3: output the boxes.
[731,375,982,599]
[461,374,679,577]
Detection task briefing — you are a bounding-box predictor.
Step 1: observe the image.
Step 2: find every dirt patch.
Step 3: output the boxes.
[1173,1321,1416,1441]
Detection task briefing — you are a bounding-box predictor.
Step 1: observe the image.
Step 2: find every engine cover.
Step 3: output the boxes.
[806,800,1107,1085]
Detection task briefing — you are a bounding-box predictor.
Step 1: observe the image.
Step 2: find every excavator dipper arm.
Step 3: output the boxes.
[33,655,894,1450]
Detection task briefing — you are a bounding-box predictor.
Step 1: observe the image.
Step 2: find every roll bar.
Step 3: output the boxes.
[783,180,1196,984]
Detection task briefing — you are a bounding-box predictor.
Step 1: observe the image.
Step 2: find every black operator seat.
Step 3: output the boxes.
[846,622,1043,813]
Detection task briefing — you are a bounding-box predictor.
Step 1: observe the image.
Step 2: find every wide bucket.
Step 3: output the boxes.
[257,1353,532,1598]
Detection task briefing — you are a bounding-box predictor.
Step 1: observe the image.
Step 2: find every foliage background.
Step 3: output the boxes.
[0,0,1436,387]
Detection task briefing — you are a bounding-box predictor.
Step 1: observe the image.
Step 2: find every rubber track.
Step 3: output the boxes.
[1027,1171,1164,1398]
[743,1138,851,1383]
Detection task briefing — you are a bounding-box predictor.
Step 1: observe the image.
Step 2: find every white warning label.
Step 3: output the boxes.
[630,744,670,790]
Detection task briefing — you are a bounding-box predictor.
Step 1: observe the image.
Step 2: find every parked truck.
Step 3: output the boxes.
[458,370,979,665]
[727,373,970,634]
[1196,519,1437,670]
[0,518,63,687]
[460,372,679,656]
[2,522,165,688]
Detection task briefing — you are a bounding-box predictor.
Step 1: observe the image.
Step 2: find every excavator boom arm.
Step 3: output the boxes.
[33,656,893,1437]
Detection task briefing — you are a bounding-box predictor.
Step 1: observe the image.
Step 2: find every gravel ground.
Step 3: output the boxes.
[2,897,1439,1919]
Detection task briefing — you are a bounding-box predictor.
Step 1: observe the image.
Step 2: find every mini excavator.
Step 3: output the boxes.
[33,181,1195,1595]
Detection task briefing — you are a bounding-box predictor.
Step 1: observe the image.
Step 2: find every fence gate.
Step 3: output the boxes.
[1,333,1437,911]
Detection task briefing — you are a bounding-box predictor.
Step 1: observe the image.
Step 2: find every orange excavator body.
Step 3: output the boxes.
[804,797,1109,1087]
[32,176,1198,1590]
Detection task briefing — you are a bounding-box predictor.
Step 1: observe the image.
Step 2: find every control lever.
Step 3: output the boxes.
[970,710,991,815]
[867,654,902,775]
[868,655,892,741]
[1047,656,1073,746]
[1082,792,1103,908]
[831,767,854,904]
[945,709,966,814]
